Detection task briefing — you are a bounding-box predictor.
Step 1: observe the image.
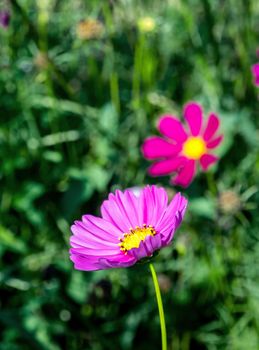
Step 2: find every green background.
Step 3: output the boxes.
[1,0,259,349]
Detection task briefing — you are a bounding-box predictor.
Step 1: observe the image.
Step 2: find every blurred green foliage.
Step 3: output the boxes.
[0,0,259,349]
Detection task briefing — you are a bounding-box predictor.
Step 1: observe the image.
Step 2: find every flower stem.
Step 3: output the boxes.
[149,263,167,350]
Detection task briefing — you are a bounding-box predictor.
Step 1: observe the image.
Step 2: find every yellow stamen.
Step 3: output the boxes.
[182,136,206,160]
[119,224,156,252]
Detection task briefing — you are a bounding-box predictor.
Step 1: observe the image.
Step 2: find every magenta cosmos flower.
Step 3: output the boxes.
[142,102,223,187]
[252,63,259,87]
[70,185,187,271]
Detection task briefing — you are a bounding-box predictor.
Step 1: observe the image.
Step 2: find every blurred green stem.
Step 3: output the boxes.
[149,263,167,350]
[206,172,217,196]
[132,35,144,108]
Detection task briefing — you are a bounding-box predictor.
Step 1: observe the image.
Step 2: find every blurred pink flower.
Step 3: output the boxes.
[142,102,223,187]
[252,63,259,87]
[0,11,10,28]
[70,185,187,271]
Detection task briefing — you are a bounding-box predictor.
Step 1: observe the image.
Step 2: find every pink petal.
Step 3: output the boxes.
[158,116,188,143]
[70,232,115,250]
[144,234,162,254]
[123,189,142,226]
[101,186,170,233]
[142,136,181,160]
[130,240,153,260]
[203,113,220,141]
[101,189,148,231]
[101,192,135,232]
[200,154,218,171]
[114,189,141,228]
[70,239,113,251]
[156,193,188,236]
[71,221,118,246]
[252,63,259,86]
[148,156,187,176]
[99,253,137,269]
[70,246,119,256]
[172,159,196,187]
[206,135,223,149]
[138,185,168,227]
[70,252,136,271]
[252,63,259,75]
[70,254,101,271]
[183,102,203,136]
[150,185,169,223]
[82,215,121,240]
[70,219,120,257]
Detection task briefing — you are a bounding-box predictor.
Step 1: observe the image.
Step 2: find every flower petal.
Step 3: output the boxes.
[172,159,196,187]
[70,246,119,256]
[148,156,186,176]
[70,219,120,256]
[200,154,218,171]
[203,113,220,141]
[70,232,115,250]
[123,189,142,226]
[156,193,187,236]
[138,185,168,227]
[99,254,137,269]
[71,221,118,246]
[70,253,101,271]
[158,116,188,143]
[183,102,203,136]
[101,193,133,232]
[101,189,143,231]
[129,240,152,260]
[82,215,121,241]
[151,186,169,223]
[252,63,259,86]
[157,194,187,248]
[144,234,162,253]
[142,136,181,160]
[206,135,223,149]
[252,63,259,74]
[70,252,136,271]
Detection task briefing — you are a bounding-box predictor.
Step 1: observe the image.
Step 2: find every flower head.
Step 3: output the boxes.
[0,10,10,28]
[142,102,223,187]
[218,190,241,215]
[251,63,259,87]
[70,185,187,271]
[76,19,104,40]
[218,185,257,216]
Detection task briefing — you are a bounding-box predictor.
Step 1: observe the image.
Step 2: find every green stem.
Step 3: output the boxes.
[206,172,217,195]
[149,263,167,350]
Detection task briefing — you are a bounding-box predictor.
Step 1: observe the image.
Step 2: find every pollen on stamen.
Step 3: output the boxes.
[118,224,157,254]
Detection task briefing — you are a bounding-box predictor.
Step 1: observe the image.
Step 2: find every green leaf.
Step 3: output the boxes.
[0,225,27,253]
[189,197,216,219]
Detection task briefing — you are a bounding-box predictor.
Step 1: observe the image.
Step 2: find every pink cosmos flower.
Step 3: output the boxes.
[142,102,223,187]
[252,63,259,87]
[70,185,187,271]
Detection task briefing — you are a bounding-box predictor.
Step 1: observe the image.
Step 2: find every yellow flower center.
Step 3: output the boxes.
[182,137,206,160]
[119,224,156,252]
